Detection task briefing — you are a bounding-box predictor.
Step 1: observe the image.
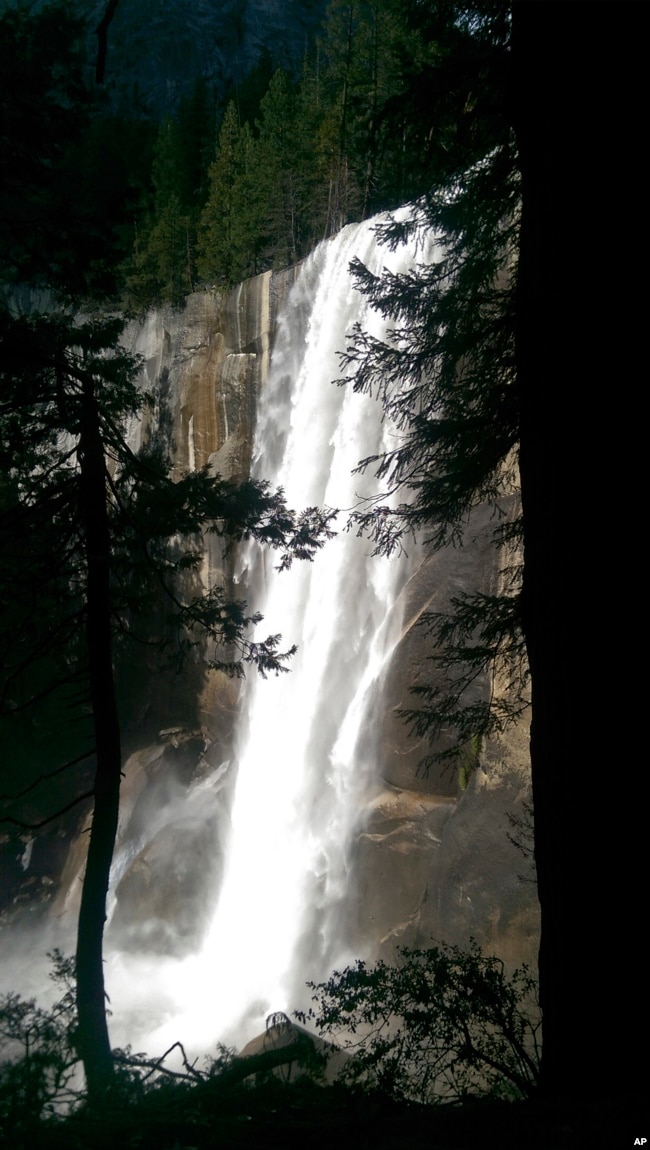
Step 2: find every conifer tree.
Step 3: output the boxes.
[196,101,262,284]
[0,4,334,1101]
[175,76,214,212]
[1,308,334,1100]
[314,0,428,228]
[342,3,518,762]
[314,1,363,233]
[125,84,213,307]
[338,0,645,1108]
[127,117,195,306]
[255,70,308,267]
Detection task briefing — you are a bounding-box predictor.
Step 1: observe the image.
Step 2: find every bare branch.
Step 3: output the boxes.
[0,749,95,804]
[1,789,94,831]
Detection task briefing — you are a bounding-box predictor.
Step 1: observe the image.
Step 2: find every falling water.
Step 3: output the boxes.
[115,214,436,1055]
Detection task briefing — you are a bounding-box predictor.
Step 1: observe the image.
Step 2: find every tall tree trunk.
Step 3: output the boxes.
[75,378,121,1102]
[512,2,644,1104]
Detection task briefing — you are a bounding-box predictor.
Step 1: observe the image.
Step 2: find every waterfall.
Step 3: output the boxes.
[112,214,436,1056]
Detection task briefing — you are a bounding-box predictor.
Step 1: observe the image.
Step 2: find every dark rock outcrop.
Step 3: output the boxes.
[84,0,328,116]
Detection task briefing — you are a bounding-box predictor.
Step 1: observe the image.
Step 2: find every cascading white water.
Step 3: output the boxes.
[124,214,436,1055]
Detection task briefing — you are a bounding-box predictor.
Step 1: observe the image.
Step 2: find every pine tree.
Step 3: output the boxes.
[341,3,518,764]
[175,76,215,213]
[0,309,334,1101]
[315,1,364,233]
[255,70,307,267]
[196,101,264,284]
[338,0,646,1107]
[125,84,214,307]
[127,117,196,306]
[314,0,432,229]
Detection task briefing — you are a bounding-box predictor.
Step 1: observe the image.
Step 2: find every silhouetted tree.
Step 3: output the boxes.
[341,3,518,761]
[301,942,540,1102]
[0,3,334,1102]
[0,305,334,1101]
[511,1,644,1104]
[338,0,646,1107]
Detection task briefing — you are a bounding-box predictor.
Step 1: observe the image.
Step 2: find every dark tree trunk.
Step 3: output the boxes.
[75,378,121,1102]
[512,2,644,1104]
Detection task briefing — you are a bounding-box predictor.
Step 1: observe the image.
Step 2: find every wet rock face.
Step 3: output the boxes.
[109,818,221,956]
[349,731,538,970]
[109,733,224,958]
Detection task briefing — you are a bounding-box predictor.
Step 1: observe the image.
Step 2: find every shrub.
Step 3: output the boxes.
[298,941,541,1104]
[0,950,80,1136]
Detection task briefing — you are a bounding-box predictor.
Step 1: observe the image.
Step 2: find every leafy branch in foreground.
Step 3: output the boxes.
[107,446,337,677]
[338,186,524,763]
[298,942,540,1104]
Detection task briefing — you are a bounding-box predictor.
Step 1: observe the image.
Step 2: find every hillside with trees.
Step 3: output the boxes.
[126,0,451,305]
[0,0,471,308]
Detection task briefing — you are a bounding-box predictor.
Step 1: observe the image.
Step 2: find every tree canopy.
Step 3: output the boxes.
[126,0,463,305]
[300,942,540,1103]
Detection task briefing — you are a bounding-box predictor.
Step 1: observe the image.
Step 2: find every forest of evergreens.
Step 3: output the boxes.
[1,0,451,307]
[124,1,455,306]
[0,0,506,312]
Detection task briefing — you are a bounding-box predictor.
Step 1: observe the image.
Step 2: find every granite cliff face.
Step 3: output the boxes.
[83,0,327,115]
[96,264,538,974]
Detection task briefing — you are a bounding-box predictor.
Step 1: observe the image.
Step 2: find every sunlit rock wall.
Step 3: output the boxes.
[117,270,299,733]
[123,272,279,481]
